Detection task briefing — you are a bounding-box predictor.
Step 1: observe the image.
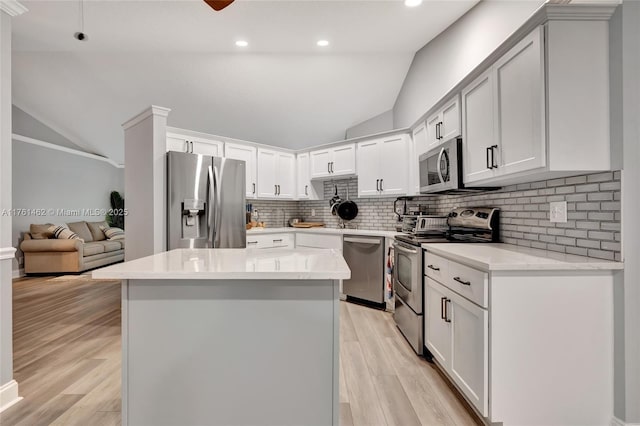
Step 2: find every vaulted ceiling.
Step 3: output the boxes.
[12,0,479,164]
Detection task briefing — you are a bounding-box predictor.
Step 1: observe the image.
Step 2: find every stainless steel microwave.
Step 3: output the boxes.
[419,137,497,194]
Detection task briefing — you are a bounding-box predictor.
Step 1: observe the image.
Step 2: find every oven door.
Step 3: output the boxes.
[419,138,461,194]
[393,241,422,314]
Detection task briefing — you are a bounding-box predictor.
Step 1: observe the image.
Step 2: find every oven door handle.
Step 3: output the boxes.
[395,244,418,255]
[436,147,446,184]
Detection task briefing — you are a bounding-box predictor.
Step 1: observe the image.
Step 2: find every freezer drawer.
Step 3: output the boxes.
[342,235,384,304]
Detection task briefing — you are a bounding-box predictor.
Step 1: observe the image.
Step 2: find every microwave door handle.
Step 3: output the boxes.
[436,147,446,183]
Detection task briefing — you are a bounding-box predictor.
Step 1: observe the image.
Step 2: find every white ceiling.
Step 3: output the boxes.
[12,0,479,164]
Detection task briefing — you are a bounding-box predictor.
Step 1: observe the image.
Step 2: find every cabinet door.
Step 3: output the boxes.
[167,134,189,153]
[462,69,496,184]
[276,153,296,199]
[331,144,356,176]
[356,140,381,198]
[191,138,223,157]
[425,278,451,367]
[310,149,331,179]
[495,26,545,176]
[426,112,442,152]
[379,135,408,196]
[413,122,429,158]
[449,291,488,417]
[225,143,257,198]
[441,96,461,142]
[256,149,278,198]
[296,153,318,200]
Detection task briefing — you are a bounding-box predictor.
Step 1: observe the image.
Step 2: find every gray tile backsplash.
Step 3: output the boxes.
[249,171,622,261]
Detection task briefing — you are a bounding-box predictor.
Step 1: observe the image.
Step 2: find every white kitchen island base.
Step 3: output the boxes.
[94,248,350,426]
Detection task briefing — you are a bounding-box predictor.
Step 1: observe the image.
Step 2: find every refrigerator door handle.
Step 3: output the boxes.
[207,165,216,246]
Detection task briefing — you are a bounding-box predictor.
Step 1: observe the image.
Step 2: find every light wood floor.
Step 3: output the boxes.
[2,276,480,426]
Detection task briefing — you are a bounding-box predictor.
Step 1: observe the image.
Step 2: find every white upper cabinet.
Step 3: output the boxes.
[356,134,409,197]
[462,21,611,186]
[309,144,356,179]
[256,148,295,199]
[296,153,319,200]
[225,142,257,199]
[426,96,461,152]
[167,132,224,157]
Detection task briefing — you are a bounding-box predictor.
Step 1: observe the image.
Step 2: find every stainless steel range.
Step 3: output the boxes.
[393,207,499,356]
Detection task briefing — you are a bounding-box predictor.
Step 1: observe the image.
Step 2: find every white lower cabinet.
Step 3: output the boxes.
[246,233,293,249]
[425,276,488,417]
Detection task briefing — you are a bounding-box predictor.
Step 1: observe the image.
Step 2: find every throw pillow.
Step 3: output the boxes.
[30,223,54,239]
[100,226,125,240]
[48,225,84,242]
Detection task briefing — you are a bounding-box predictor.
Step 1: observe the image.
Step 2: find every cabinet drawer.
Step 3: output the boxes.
[246,233,293,249]
[424,252,449,282]
[271,234,293,248]
[447,260,488,308]
[295,233,342,250]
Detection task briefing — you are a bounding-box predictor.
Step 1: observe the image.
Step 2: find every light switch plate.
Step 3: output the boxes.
[311,209,316,217]
[550,201,568,223]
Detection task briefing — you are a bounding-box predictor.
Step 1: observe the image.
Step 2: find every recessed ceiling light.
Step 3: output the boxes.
[235,40,248,47]
[404,0,422,7]
[317,40,330,47]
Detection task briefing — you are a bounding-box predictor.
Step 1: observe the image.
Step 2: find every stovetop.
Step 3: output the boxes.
[394,232,494,247]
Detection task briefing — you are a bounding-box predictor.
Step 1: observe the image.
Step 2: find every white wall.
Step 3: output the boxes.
[392,0,544,128]
[12,105,83,151]
[11,140,124,270]
[344,109,394,139]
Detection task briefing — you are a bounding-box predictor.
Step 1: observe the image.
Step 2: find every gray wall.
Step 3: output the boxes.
[344,110,394,140]
[12,105,84,151]
[392,0,544,128]
[12,141,124,270]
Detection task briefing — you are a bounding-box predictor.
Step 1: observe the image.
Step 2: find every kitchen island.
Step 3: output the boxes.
[93,248,350,426]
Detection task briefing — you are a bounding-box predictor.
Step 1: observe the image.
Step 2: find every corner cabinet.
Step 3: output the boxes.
[463,19,611,186]
[309,144,356,179]
[356,134,409,197]
[256,148,295,199]
[225,142,257,199]
[167,132,224,157]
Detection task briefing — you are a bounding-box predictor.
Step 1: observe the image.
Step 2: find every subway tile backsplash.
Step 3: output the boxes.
[249,171,622,261]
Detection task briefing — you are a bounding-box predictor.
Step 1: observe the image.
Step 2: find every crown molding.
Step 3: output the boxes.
[122,105,171,131]
[0,1,27,17]
[542,4,618,21]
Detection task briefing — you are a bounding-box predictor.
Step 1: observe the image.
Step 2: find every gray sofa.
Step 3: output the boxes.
[20,221,124,274]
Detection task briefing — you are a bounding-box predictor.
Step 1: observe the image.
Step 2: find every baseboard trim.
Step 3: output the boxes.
[12,268,24,279]
[0,380,22,413]
[612,417,640,426]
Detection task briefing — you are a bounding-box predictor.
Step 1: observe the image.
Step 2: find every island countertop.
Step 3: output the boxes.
[422,242,624,272]
[92,247,351,280]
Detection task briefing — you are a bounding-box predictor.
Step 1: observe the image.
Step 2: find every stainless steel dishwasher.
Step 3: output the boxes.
[342,235,384,306]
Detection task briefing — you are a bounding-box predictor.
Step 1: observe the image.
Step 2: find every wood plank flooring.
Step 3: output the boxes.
[2,276,480,426]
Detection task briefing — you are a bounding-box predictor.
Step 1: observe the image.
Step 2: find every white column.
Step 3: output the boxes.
[122,106,170,261]
[0,0,26,413]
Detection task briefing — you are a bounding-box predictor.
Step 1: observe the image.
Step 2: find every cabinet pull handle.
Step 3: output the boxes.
[252,183,256,194]
[185,141,189,152]
[453,276,471,286]
[305,185,308,196]
[445,299,452,323]
[277,185,281,195]
[274,185,278,196]
[441,297,447,320]
[486,147,492,169]
[491,145,498,169]
[328,162,331,173]
[427,264,440,271]
[435,123,440,140]
[248,241,258,245]
[191,141,194,153]
[330,162,334,173]
[380,179,383,191]
[273,239,283,242]
[376,179,380,191]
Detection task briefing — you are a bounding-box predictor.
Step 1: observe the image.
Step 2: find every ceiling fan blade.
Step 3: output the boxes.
[204,0,234,11]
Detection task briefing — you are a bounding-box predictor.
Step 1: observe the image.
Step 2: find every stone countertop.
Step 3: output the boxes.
[247,227,398,239]
[422,243,624,272]
[92,248,351,280]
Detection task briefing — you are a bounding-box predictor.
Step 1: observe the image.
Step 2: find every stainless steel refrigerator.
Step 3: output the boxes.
[167,151,246,249]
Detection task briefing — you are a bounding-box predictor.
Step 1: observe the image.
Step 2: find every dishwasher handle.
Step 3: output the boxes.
[343,237,382,245]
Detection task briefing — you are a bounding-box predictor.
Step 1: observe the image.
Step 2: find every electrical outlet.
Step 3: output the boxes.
[550,201,567,223]
[311,209,316,217]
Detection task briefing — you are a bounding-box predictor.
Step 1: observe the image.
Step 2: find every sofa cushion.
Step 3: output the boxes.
[67,222,93,242]
[48,225,83,242]
[101,226,125,240]
[87,221,108,241]
[83,242,105,256]
[100,241,122,253]
[30,223,54,239]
